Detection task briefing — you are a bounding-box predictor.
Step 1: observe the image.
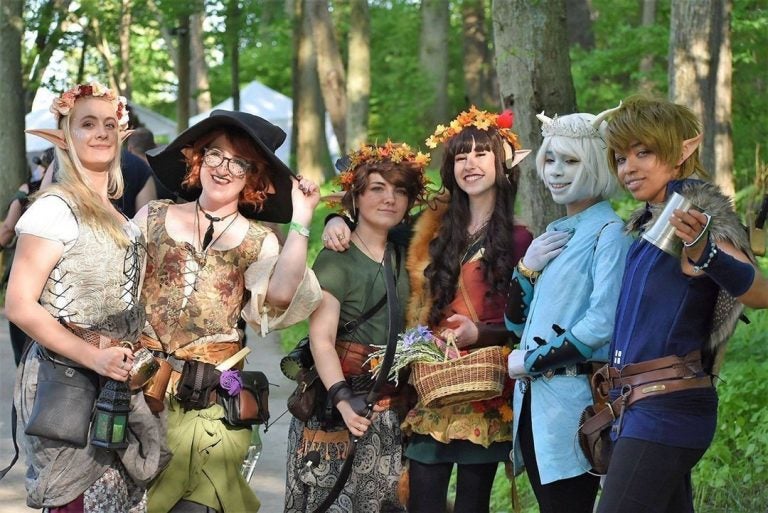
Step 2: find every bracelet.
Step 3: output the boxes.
[289,221,310,238]
[517,260,541,283]
[687,238,718,273]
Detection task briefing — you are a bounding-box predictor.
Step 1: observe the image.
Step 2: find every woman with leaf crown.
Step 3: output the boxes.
[7,82,165,512]
[284,141,430,512]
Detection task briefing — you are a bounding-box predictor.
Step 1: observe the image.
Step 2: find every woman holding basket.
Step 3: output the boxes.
[400,108,532,513]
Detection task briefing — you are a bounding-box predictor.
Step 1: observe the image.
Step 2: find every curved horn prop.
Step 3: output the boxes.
[591,101,622,130]
[536,111,554,125]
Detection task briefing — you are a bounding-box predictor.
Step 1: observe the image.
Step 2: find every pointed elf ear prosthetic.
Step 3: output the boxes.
[677,133,704,166]
[504,144,531,169]
[25,129,68,150]
[120,129,135,145]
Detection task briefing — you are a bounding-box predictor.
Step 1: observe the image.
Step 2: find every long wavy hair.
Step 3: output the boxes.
[46,97,128,246]
[424,126,520,327]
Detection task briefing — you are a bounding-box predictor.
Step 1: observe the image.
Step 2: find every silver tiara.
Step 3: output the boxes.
[537,102,622,140]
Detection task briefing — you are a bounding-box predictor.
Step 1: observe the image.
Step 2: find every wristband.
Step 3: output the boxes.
[688,237,755,297]
[328,380,353,406]
[289,221,310,238]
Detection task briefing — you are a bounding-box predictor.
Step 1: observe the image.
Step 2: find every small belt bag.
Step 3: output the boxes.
[175,360,220,411]
[25,348,100,447]
[219,371,270,426]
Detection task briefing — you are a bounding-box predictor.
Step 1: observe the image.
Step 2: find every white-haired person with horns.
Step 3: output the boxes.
[7,82,166,511]
[504,109,632,513]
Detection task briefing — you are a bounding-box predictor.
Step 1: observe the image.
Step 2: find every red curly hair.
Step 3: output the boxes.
[180,127,273,212]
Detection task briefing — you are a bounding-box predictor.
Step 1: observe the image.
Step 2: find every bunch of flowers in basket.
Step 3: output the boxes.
[366,325,461,385]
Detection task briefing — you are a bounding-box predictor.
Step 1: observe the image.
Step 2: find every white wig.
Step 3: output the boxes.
[535,112,621,200]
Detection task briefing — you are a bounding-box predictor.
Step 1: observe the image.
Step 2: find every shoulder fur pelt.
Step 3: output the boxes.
[406,195,450,327]
[626,180,754,373]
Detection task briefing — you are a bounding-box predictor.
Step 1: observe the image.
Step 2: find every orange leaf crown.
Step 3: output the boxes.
[335,140,431,192]
[426,105,521,150]
[50,81,129,129]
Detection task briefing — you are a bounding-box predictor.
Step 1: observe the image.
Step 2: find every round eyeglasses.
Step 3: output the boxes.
[202,148,251,178]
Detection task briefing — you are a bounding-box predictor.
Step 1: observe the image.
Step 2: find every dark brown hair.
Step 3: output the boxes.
[342,159,428,222]
[425,126,520,326]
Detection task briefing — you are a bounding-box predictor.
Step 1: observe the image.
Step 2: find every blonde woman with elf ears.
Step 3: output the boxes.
[595,96,768,513]
[504,110,632,513]
[7,82,165,512]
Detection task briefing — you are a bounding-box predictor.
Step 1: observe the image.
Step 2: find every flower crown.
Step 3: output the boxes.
[50,81,129,129]
[425,106,521,150]
[335,140,431,192]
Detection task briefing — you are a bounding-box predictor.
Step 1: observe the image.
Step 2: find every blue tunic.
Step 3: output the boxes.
[511,201,631,484]
[610,183,719,449]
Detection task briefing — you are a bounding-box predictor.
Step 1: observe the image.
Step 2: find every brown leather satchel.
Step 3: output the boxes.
[287,367,324,422]
[219,371,270,426]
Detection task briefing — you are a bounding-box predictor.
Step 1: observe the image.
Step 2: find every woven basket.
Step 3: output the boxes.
[411,339,506,408]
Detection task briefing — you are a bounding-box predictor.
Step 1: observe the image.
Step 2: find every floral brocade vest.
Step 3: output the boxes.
[141,200,268,355]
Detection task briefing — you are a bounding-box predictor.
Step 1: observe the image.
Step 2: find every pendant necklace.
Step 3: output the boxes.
[194,199,239,266]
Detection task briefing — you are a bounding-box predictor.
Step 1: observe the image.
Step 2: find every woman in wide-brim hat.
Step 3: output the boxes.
[136,110,323,513]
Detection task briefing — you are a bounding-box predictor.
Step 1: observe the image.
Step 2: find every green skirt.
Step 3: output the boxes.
[405,433,511,465]
[147,397,260,513]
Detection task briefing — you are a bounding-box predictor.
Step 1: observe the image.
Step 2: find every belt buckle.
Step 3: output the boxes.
[565,365,577,377]
[543,369,555,379]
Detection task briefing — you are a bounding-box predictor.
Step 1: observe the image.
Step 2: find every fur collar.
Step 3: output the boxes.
[626,179,753,372]
[406,196,450,327]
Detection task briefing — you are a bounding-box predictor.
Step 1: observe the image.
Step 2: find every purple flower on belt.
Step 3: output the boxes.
[220,369,243,396]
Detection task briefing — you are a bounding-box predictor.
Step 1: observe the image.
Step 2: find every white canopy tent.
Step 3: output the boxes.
[189,80,340,165]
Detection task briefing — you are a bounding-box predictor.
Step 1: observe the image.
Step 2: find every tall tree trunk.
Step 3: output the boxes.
[346,0,370,150]
[76,31,87,83]
[190,12,211,115]
[227,0,241,111]
[0,0,27,210]
[294,0,331,183]
[420,0,450,126]
[461,0,498,109]
[308,0,347,151]
[493,0,572,235]
[23,0,73,112]
[91,17,121,93]
[119,0,132,100]
[565,0,594,49]
[176,12,191,133]
[638,0,657,93]
[669,0,734,197]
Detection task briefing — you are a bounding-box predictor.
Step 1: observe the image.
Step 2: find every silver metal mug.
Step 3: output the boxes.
[642,191,694,257]
[129,347,161,390]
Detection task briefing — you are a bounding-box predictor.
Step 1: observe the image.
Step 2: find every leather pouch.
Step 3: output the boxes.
[219,371,270,426]
[25,353,99,447]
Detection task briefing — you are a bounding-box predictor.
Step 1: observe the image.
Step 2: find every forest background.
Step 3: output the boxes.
[0,1,766,511]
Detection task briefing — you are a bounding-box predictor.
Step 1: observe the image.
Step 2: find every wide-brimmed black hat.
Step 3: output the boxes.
[146,109,295,223]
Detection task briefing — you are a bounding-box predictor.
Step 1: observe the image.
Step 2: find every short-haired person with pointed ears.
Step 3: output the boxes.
[595,96,768,513]
[135,110,323,513]
[284,142,430,513]
[7,82,165,511]
[504,110,633,513]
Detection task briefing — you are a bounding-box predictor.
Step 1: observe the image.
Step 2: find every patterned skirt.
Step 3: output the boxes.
[284,410,405,513]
